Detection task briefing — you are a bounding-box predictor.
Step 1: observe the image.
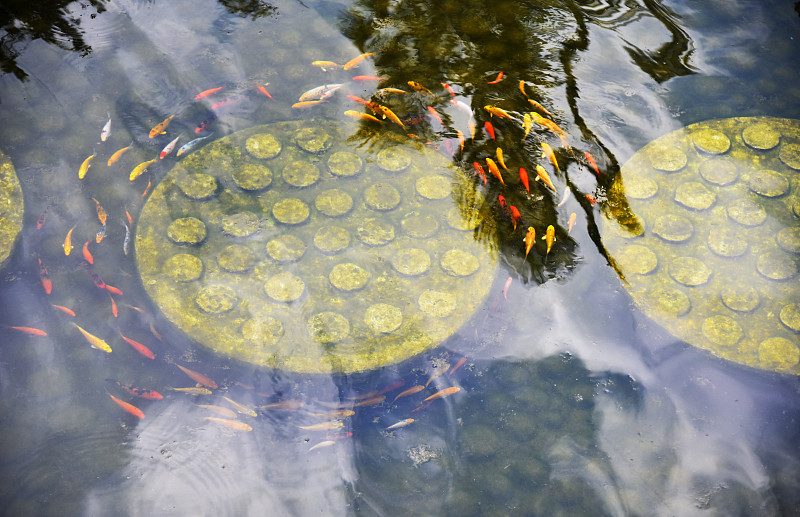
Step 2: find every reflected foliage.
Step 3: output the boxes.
[218,0,278,20]
[336,0,697,283]
[0,0,106,81]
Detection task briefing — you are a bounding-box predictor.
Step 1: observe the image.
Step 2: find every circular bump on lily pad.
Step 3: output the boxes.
[652,214,693,243]
[179,174,218,200]
[699,159,738,186]
[720,285,759,313]
[307,312,350,344]
[282,160,320,188]
[264,271,305,302]
[357,218,395,246]
[440,249,480,277]
[447,207,482,231]
[402,211,439,238]
[418,290,456,318]
[779,303,800,333]
[196,284,238,314]
[702,315,743,346]
[617,244,658,275]
[624,174,659,200]
[674,181,716,211]
[266,234,306,263]
[777,227,800,254]
[168,217,207,245]
[748,169,789,198]
[779,143,800,170]
[241,317,284,346]
[313,226,350,254]
[328,151,363,177]
[233,163,273,191]
[295,127,332,153]
[329,263,370,292]
[691,128,730,155]
[648,287,691,317]
[364,183,401,211]
[416,176,452,200]
[364,304,402,333]
[758,337,799,370]
[218,244,255,273]
[273,198,310,225]
[246,133,281,159]
[742,123,780,151]
[649,146,687,172]
[668,256,712,287]
[377,147,411,172]
[727,198,767,227]
[221,211,260,237]
[315,188,353,217]
[392,248,431,276]
[164,254,203,282]
[707,227,748,257]
[756,251,797,281]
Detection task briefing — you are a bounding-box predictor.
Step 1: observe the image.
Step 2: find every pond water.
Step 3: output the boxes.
[0,0,799,515]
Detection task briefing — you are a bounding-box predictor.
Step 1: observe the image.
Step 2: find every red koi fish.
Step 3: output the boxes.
[441,82,456,98]
[487,71,504,84]
[82,240,93,264]
[36,205,51,230]
[484,121,495,141]
[498,194,511,220]
[194,86,224,100]
[8,326,47,336]
[422,386,461,402]
[519,167,530,194]
[51,304,76,317]
[427,106,444,125]
[111,380,163,400]
[472,162,488,186]
[174,363,218,389]
[256,84,273,99]
[584,151,601,176]
[509,205,521,230]
[107,391,145,419]
[352,75,385,82]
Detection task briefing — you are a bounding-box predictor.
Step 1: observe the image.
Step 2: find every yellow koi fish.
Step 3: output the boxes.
[79,152,96,179]
[107,145,131,166]
[149,115,174,138]
[129,158,156,181]
[532,112,566,135]
[524,227,535,258]
[342,52,374,70]
[205,417,253,432]
[196,404,237,419]
[343,110,383,124]
[311,60,343,71]
[484,105,513,120]
[541,143,560,172]
[496,147,508,171]
[73,323,112,353]
[522,113,532,140]
[374,105,405,127]
[568,212,577,234]
[543,225,555,260]
[486,158,505,185]
[221,396,257,417]
[535,165,556,192]
[171,387,213,395]
[63,226,75,256]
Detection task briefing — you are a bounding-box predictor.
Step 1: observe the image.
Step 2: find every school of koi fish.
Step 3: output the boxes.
[9,51,600,448]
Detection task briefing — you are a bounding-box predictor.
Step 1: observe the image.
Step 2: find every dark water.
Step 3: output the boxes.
[0,0,799,515]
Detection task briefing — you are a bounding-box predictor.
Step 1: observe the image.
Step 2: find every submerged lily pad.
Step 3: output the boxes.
[604,117,800,374]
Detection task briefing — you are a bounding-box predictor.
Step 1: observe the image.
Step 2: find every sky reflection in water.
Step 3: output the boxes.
[0,0,798,515]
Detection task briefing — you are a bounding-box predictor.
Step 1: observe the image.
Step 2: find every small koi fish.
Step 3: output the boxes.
[585,151,601,176]
[149,115,174,138]
[257,400,304,411]
[108,293,118,317]
[528,99,553,117]
[299,421,344,431]
[196,404,237,419]
[93,198,107,225]
[423,386,461,402]
[484,105,512,120]
[519,80,528,97]
[535,165,556,192]
[79,152,96,179]
[484,121,495,140]
[36,204,51,230]
[427,106,444,125]
[122,220,130,255]
[342,52,374,70]
[568,212,577,233]
[37,257,52,294]
[171,387,213,395]
[174,363,218,389]
[74,323,112,353]
[8,326,47,336]
[111,380,163,400]
[292,100,324,109]
[487,71,504,84]
[509,205,521,230]
[532,112,566,135]
[425,366,449,387]
[352,395,386,407]
[107,144,132,166]
[100,112,111,142]
[386,418,415,430]
[557,188,571,207]
[256,84,273,99]
[60,226,74,256]
[541,142,560,172]
[194,86,224,100]
[309,440,336,451]
[457,130,465,152]
[159,136,181,159]
[519,167,530,194]
[373,105,404,127]
[441,82,457,98]
[522,113,533,140]
[82,240,93,264]
[51,304,76,317]
[343,110,382,124]
[352,75,385,82]
[407,81,433,94]
[222,396,257,417]
[177,134,212,157]
[496,147,508,170]
[305,409,355,419]
[449,357,467,376]
[120,331,155,360]
[205,417,253,432]
[392,385,425,402]
[311,60,343,71]
[107,391,144,419]
[543,225,555,260]
[486,158,504,185]
[503,276,512,300]
[524,227,536,258]
[129,158,156,181]
[299,83,343,102]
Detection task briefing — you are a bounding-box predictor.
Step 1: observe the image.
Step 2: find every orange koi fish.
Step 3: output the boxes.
[374,105,405,127]
[524,227,536,258]
[51,304,76,317]
[486,158,504,185]
[125,209,133,227]
[292,100,324,109]
[343,52,374,70]
[568,212,577,233]
[407,81,433,94]
[543,225,555,260]
[141,178,152,198]
[205,417,252,431]
[535,165,556,192]
[196,405,237,419]
[586,194,598,205]
[257,400,304,411]
[484,105,512,120]
[8,326,47,336]
[441,82,456,98]
[584,151,601,176]
[130,158,156,181]
[422,386,461,402]
[522,113,532,140]
[519,80,528,97]
[222,396,257,417]
[473,162,488,186]
[107,144,131,166]
[509,205,521,230]
[343,110,382,124]
[105,284,123,296]
[519,167,530,194]
[352,395,386,407]
[194,86,224,100]
[92,198,107,225]
[305,409,355,419]
[37,257,52,295]
[107,391,144,419]
[346,95,380,113]
[449,357,467,375]
[496,147,508,170]
[487,71,504,84]
[468,119,477,140]
[425,366,449,387]
[386,418,415,430]
[149,115,174,138]
[392,385,425,402]
[311,60,342,71]
[541,143,560,172]
[108,293,118,318]
[484,121,495,140]
[256,84,273,99]
[528,99,553,117]
[120,331,155,359]
[78,152,96,179]
[498,195,510,219]
[352,75,385,82]
[299,421,344,431]
[532,112,566,135]
[111,380,163,400]
[457,130,465,152]
[174,363,218,389]
[74,323,112,353]
[82,240,93,264]
[427,106,444,125]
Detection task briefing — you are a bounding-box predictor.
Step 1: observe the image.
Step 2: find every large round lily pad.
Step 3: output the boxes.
[605,117,800,374]
[0,148,23,269]
[136,120,495,373]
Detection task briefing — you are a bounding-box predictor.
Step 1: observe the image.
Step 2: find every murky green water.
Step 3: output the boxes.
[0,0,799,515]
